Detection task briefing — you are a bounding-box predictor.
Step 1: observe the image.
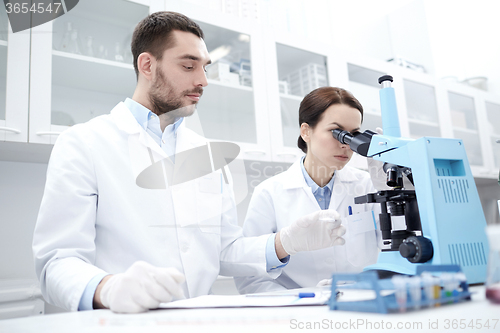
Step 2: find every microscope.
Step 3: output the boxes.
[332,75,489,284]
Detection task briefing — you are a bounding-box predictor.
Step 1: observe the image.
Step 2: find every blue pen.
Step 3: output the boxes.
[246,292,316,298]
[348,206,353,215]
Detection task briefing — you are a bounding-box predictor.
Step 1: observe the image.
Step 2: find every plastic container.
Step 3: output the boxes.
[485,224,500,304]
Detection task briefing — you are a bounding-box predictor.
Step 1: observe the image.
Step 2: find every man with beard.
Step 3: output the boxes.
[32,11,346,314]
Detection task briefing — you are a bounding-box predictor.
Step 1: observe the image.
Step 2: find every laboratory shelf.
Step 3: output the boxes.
[348,81,381,115]
[193,81,257,144]
[52,50,136,97]
[408,119,440,127]
[207,79,253,92]
[279,93,303,102]
[364,109,383,117]
[453,127,480,135]
[409,122,441,140]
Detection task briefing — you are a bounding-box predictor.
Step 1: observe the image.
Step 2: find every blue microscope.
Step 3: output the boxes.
[332,75,489,284]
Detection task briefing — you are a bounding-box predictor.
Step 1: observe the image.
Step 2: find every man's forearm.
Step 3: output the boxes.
[274,231,289,259]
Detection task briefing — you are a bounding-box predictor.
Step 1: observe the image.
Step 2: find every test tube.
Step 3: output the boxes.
[454,272,467,300]
[441,273,453,303]
[433,275,441,306]
[421,272,435,307]
[392,275,407,312]
[408,276,422,309]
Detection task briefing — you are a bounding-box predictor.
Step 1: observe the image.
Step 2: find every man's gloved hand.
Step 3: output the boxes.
[279,210,346,256]
[100,261,185,313]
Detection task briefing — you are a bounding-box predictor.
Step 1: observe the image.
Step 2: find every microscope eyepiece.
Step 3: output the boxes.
[331,128,353,145]
[331,128,376,157]
[378,74,394,84]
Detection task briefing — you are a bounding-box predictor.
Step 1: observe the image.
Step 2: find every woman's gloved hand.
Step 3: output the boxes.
[100,261,185,313]
[279,209,346,256]
[316,278,332,287]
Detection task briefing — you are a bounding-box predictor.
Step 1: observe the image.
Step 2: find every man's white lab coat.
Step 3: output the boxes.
[33,102,273,311]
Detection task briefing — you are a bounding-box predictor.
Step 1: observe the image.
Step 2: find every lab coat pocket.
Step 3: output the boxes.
[345,210,379,268]
[196,174,222,234]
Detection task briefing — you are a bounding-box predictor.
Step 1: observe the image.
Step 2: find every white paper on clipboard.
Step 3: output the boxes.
[158,292,330,309]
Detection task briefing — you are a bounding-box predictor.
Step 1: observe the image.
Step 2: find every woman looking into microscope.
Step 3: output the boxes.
[235,87,381,293]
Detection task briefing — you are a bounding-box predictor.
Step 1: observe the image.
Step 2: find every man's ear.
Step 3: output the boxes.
[300,123,311,143]
[137,52,155,81]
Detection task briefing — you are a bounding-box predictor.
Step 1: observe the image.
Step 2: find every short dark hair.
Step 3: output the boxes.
[297,87,363,153]
[131,11,204,78]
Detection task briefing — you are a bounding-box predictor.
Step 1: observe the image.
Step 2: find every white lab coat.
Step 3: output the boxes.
[33,102,275,311]
[235,160,379,294]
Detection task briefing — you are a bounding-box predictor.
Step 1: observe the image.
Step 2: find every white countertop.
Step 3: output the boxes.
[0,286,498,333]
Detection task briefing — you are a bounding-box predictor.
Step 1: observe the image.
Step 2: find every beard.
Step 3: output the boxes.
[148,66,203,119]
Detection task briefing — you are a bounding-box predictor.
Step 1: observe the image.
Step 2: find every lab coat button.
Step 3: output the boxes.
[325,257,334,264]
[180,243,189,253]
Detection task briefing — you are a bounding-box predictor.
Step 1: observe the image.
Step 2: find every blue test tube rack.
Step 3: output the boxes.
[329,265,472,314]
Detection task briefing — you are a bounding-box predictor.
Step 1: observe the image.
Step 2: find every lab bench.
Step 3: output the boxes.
[0,286,498,333]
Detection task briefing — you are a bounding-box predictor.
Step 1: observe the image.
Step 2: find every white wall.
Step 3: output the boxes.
[425,0,500,94]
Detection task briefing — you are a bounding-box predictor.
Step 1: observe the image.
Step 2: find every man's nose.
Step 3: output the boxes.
[195,67,208,87]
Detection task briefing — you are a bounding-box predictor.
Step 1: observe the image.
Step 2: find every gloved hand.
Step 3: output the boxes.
[100,261,185,313]
[316,278,332,287]
[279,210,346,256]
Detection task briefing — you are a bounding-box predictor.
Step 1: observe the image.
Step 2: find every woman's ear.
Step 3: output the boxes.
[300,123,311,143]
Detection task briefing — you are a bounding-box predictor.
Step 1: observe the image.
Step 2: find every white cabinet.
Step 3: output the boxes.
[402,75,441,139]
[162,1,272,161]
[0,7,30,143]
[435,82,490,176]
[187,19,271,161]
[265,32,333,163]
[0,0,499,178]
[29,0,158,144]
[481,93,500,177]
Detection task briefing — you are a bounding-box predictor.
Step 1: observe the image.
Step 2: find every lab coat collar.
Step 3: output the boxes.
[283,158,361,212]
[283,159,359,190]
[110,102,167,159]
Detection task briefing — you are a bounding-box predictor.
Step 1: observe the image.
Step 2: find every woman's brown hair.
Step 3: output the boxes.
[297,87,363,153]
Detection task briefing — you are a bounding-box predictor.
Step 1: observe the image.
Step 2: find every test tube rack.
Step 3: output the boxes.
[329,265,472,314]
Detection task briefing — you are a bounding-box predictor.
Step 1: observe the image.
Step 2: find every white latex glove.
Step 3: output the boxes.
[100,261,185,313]
[316,278,332,287]
[279,210,346,256]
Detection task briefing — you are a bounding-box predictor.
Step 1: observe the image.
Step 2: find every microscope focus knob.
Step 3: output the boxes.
[399,236,433,263]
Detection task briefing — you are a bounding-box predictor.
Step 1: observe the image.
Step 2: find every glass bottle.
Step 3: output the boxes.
[68,28,81,55]
[59,21,72,52]
[84,36,94,57]
[114,42,124,62]
[98,45,108,60]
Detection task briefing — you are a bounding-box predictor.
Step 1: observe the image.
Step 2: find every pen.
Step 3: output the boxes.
[246,292,316,298]
[348,206,352,215]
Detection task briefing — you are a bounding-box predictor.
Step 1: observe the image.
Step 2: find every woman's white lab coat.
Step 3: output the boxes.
[32,102,273,311]
[235,160,380,294]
